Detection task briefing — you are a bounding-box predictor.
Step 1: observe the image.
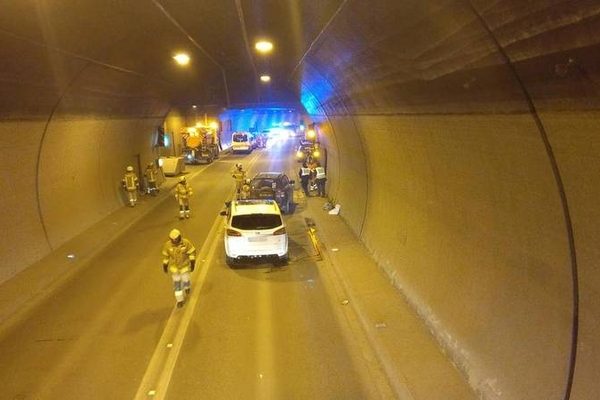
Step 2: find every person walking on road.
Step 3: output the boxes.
[162,229,197,308]
[175,176,193,219]
[122,165,139,207]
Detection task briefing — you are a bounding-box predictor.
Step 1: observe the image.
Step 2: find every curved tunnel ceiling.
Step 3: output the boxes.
[2,1,600,398]
[2,0,597,117]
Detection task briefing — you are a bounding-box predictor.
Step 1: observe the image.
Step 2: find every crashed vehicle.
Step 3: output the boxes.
[248,172,294,214]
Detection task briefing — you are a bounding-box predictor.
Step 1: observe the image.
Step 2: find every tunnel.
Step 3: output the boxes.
[1,1,599,398]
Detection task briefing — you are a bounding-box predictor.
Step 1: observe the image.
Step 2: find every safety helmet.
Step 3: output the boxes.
[126,166,133,172]
[179,176,186,183]
[236,163,242,169]
[169,229,181,240]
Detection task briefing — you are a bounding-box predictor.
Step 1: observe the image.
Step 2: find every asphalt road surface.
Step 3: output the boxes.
[0,139,395,399]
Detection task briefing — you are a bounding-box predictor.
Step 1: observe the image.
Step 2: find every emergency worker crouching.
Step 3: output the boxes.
[162,229,197,308]
[144,163,159,196]
[231,163,246,195]
[175,176,193,219]
[240,179,251,200]
[314,165,327,197]
[122,165,139,207]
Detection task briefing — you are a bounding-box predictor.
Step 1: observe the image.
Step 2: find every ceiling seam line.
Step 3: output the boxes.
[289,0,349,82]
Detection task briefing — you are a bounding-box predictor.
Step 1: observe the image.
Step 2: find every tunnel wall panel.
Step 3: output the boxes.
[38,118,162,250]
[0,121,52,283]
[540,111,600,400]
[323,117,367,235]
[0,117,163,285]
[329,113,583,398]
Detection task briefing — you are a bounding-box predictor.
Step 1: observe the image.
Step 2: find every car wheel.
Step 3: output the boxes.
[281,198,289,214]
[276,253,289,266]
[226,255,236,267]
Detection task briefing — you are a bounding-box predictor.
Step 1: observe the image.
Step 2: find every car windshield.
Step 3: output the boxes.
[231,214,282,230]
[252,178,275,189]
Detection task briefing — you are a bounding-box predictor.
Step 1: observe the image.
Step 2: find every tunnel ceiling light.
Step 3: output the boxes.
[255,41,273,53]
[173,52,190,66]
[260,75,271,83]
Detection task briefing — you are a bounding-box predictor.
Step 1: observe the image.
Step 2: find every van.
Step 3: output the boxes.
[231,131,254,154]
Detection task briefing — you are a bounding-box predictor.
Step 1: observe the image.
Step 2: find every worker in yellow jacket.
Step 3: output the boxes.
[175,176,193,219]
[162,229,197,308]
[231,163,247,195]
[122,165,139,207]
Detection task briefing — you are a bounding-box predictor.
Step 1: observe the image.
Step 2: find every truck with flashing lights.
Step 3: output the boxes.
[180,125,220,164]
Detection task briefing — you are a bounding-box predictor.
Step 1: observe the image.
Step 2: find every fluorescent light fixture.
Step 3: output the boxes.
[173,53,190,65]
[260,75,271,83]
[255,41,273,53]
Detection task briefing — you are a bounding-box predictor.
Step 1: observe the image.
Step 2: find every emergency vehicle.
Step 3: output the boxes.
[181,125,220,164]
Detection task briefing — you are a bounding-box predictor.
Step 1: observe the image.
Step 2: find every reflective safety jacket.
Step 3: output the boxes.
[175,182,193,199]
[232,169,246,184]
[145,167,157,183]
[300,167,311,177]
[122,172,139,191]
[315,167,326,180]
[162,238,197,273]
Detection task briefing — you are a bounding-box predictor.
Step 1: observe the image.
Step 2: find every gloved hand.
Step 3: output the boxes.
[190,259,196,272]
[163,263,168,273]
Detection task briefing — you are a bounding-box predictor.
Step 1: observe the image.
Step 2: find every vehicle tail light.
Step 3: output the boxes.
[273,227,286,235]
[226,229,242,237]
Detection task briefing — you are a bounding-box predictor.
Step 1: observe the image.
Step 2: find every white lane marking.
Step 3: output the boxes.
[254,280,275,399]
[134,214,223,400]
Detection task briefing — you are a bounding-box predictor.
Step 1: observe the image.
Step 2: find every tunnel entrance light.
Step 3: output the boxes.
[173,53,190,66]
[260,75,271,83]
[255,41,273,53]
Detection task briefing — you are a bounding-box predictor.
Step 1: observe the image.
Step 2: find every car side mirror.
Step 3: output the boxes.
[220,210,228,216]
[224,201,231,208]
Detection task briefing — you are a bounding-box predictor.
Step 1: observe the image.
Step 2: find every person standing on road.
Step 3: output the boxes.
[122,165,139,207]
[299,162,312,196]
[175,176,193,219]
[162,229,197,308]
[314,164,327,198]
[231,163,246,196]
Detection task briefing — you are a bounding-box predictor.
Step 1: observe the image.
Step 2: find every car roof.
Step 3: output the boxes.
[230,199,281,215]
[251,172,285,179]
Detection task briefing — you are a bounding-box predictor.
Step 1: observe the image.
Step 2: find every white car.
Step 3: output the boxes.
[220,199,289,266]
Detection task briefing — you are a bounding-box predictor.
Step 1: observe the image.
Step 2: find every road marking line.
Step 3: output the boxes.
[134,214,224,400]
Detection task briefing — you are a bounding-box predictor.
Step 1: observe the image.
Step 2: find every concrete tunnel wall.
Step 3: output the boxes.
[317,113,598,399]
[2,1,600,400]
[0,117,166,282]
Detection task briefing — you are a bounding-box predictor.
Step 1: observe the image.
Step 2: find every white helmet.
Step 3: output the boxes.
[236,163,242,169]
[126,166,133,172]
[179,176,186,183]
[169,229,181,240]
